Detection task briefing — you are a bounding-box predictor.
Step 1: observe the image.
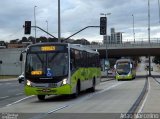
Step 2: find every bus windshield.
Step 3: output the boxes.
[116,62,130,75]
[26,52,68,77]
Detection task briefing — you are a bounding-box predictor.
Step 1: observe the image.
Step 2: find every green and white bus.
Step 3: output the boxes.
[20,43,101,100]
[114,59,136,81]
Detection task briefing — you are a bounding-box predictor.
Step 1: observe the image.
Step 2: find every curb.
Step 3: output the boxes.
[0,78,17,82]
[100,78,115,82]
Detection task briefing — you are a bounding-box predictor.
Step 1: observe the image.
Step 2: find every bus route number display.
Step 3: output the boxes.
[118,62,129,65]
[41,46,56,51]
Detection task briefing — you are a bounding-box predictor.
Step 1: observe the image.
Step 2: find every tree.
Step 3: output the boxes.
[28,36,35,43]
[0,41,7,47]
[48,37,58,42]
[21,37,28,42]
[73,38,90,45]
[153,56,160,64]
[10,39,19,44]
[91,41,99,45]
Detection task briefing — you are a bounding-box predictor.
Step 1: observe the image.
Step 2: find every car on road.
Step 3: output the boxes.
[18,72,24,83]
[145,65,153,71]
[108,69,113,74]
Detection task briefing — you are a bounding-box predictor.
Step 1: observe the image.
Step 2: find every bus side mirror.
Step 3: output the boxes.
[114,65,116,69]
[20,53,23,61]
[20,50,26,61]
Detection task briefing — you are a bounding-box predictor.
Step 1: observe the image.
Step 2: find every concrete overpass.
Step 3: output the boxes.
[87,42,160,58]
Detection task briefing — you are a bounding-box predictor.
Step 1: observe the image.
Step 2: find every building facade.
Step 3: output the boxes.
[115,32,122,44]
[103,28,123,44]
[103,35,111,44]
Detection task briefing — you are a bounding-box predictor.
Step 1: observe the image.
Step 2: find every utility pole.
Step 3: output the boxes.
[34,6,37,43]
[100,13,111,77]
[158,0,160,23]
[148,0,150,44]
[132,14,135,43]
[148,0,151,76]
[46,20,49,41]
[58,0,61,42]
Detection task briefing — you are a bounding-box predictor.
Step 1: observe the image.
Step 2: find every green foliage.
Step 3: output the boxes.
[73,38,90,45]
[153,56,160,64]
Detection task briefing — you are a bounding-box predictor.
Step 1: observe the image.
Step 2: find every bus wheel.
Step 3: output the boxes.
[37,95,45,101]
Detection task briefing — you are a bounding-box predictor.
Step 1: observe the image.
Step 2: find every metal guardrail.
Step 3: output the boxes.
[86,41,160,49]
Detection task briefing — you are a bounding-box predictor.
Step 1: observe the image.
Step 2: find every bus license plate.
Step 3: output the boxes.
[42,88,51,92]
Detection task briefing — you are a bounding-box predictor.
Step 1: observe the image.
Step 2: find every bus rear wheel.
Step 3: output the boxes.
[37,95,45,101]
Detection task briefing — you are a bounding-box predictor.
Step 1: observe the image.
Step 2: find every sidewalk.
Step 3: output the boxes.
[142,77,160,113]
[0,78,17,82]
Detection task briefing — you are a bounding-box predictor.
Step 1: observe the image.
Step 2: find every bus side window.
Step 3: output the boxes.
[70,59,74,71]
[84,51,87,67]
[70,49,75,71]
[80,51,83,67]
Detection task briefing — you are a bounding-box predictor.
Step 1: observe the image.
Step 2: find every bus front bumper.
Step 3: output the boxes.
[24,84,71,96]
[116,75,133,80]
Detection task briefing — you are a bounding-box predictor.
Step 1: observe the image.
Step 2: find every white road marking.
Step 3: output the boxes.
[47,82,125,114]
[6,96,34,107]
[48,105,69,114]
[5,83,12,85]
[0,96,9,99]
[15,93,23,96]
[137,78,150,114]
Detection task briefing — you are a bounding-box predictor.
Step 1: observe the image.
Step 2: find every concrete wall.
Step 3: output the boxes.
[0,48,25,76]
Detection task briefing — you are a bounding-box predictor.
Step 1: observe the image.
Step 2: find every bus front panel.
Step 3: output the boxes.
[24,44,72,95]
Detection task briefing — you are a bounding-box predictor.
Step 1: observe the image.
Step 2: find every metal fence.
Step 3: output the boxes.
[87,40,160,49]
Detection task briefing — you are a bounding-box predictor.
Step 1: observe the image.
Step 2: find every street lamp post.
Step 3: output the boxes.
[148,0,150,44]
[34,6,37,43]
[132,14,135,43]
[158,0,160,23]
[46,20,49,41]
[148,0,151,76]
[58,0,61,42]
[100,13,111,76]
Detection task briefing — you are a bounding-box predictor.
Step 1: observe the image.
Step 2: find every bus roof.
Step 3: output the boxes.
[69,44,99,54]
[116,58,133,63]
[26,42,99,55]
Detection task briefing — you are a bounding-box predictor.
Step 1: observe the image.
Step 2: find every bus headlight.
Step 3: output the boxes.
[127,72,131,76]
[62,78,67,85]
[27,80,32,86]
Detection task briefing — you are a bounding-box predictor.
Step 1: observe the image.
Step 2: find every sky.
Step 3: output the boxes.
[0,0,160,43]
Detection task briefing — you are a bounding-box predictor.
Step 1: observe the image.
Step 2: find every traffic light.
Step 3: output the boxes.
[100,17,107,35]
[24,21,31,34]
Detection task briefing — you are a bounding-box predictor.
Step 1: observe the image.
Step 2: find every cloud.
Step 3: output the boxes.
[0,0,160,42]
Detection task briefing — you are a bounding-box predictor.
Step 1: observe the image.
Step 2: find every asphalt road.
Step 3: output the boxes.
[0,80,25,108]
[0,58,160,119]
[0,78,146,119]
